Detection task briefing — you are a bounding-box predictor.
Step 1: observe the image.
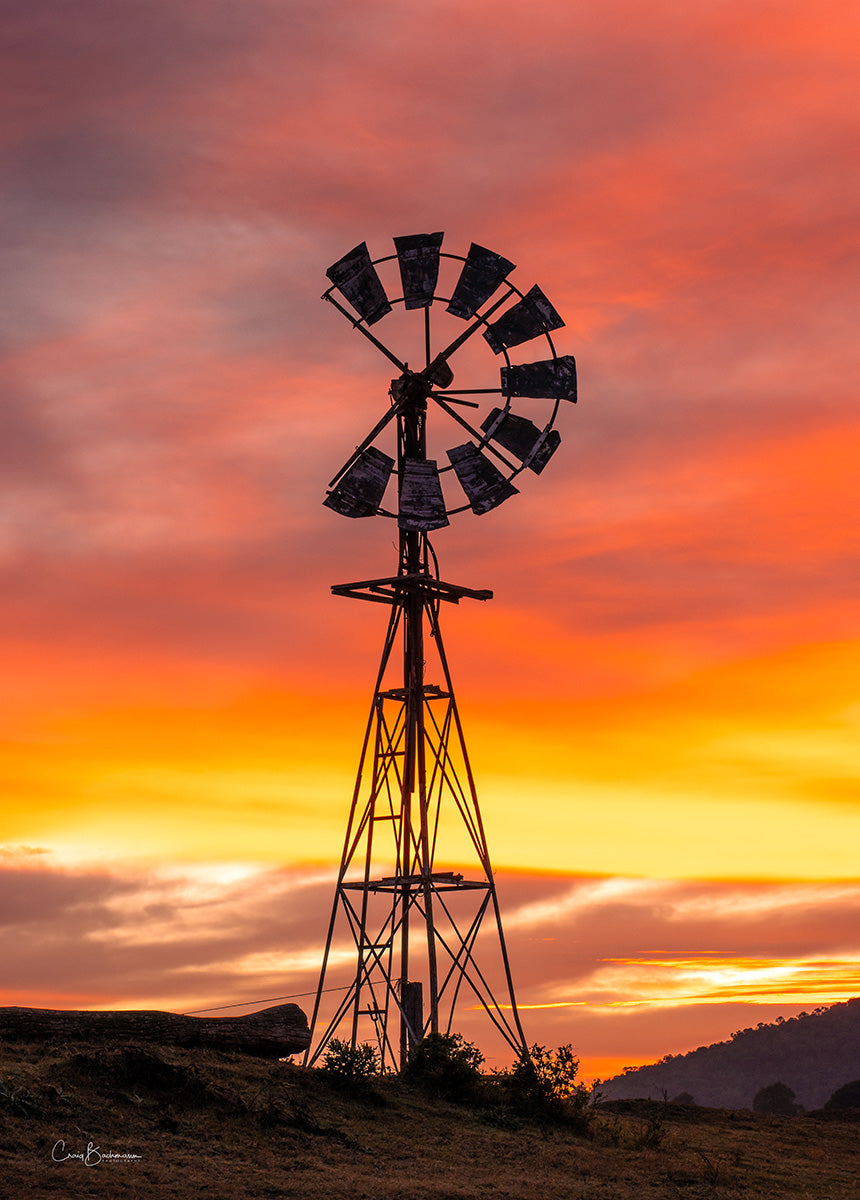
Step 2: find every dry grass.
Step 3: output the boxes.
[1,1040,858,1199]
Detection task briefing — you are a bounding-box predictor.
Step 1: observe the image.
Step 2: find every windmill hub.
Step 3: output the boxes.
[390,370,433,410]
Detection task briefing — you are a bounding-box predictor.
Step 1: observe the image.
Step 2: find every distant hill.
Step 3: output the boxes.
[599,999,860,1110]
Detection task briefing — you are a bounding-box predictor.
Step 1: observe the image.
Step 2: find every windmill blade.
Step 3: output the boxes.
[481,408,561,475]
[394,232,444,309]
[447,443,519,514]
[483,286,564,354]
[501,355,577,402]
[323,447,395,518]
[398,459,449,531]
[446,243,516,319]
[326,242,392,325]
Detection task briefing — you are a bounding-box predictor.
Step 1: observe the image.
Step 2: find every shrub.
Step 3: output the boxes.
[503,1044,593,1130]
[320,1039,380,1082]
[510,1043,582,1101]
[636,1100,671,1150]
[403,1032,484,1103]
[824,1079,860,1110]
[0,1076,37,1118]
[752,1081,798,1115]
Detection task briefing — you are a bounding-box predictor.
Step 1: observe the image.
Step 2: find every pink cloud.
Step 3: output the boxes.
[2,857,855,1072]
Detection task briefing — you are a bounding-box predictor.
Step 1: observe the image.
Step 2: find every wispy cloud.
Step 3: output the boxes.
[3,857,854,1045]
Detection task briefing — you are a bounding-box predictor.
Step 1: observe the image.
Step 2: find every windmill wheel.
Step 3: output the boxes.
[322,233,577,531]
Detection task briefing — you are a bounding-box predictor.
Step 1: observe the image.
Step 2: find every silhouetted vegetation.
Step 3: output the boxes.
[318,1037,384,1103]
[500,1042,593,1131]
[400,1033,596,1132]
[753,1081,798,1115]
[600,998,860,1110]
[402,1031,485,1102]
[825,1079,860,1110]
[320,1037,380,1082]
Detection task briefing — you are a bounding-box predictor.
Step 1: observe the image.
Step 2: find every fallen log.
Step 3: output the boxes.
[0,1002,311,1059]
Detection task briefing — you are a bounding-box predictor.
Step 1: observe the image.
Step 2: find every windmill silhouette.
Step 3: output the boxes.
[305,235,577,1070]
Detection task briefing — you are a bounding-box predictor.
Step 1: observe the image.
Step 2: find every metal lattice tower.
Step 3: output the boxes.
[305,235,577,1070]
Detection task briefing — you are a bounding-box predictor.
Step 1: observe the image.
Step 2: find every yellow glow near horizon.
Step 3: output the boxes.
[481,777,860,879]
[3,639,858,879]
[6,746,858,879]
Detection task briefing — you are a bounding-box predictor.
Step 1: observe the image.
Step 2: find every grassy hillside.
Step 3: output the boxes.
[600,999,860,1110]
[2,1037,859,1199]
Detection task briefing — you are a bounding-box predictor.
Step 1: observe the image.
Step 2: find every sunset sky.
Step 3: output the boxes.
[2,0,859,1078]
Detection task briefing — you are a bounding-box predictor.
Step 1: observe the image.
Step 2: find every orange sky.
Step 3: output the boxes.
[1,0,859,1077]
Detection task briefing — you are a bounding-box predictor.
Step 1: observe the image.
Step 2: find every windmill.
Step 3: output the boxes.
[305,234,577,1071]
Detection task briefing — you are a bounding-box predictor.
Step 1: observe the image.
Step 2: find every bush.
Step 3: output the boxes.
[509,1043,583,1101]
[403,1032,484,1103]
[320,1039,380,1083]
[824,1079,860,1110]
[0,1076,37,1118]
[753,1081,798,1115]
[502,1044,593,1130]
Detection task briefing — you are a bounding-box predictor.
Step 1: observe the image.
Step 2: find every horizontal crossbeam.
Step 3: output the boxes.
[340,872,490,894]
[331,572,492,605]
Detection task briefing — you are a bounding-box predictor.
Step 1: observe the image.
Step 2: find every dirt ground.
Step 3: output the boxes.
[2,1039,858,1199]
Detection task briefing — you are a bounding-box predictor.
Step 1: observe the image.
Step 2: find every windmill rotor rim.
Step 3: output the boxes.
[322,236,574,525]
